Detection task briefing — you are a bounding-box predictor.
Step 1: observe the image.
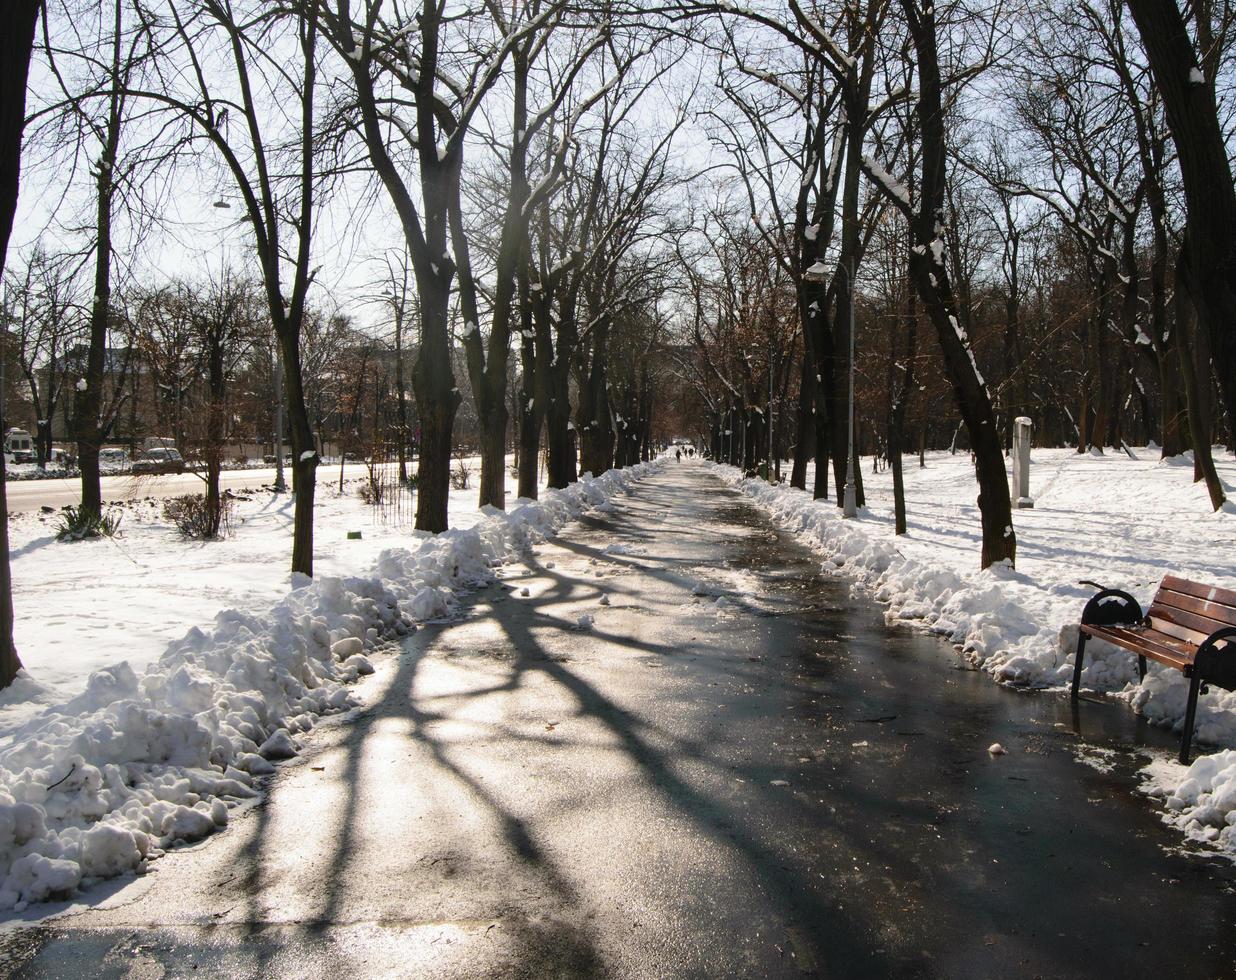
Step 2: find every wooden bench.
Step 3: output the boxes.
[1073,576,1236,764]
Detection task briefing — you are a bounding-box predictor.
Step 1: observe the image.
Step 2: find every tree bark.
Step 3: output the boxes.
[516,295,543,499]
[1174,251,1226,509]
[576,319,613,477]
[75,1,127,521]
[0,0,39,688]
[412,274,458,533]
[790,351,812,489]
[890,294,918,535]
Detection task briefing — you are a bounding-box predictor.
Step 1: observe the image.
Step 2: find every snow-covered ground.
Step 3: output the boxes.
[3,458,497,730]
[0,456,664,910]
[713,446,1236,856]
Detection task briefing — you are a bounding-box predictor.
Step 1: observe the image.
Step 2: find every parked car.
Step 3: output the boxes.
[98,448,130,471]
[132,447,186,475]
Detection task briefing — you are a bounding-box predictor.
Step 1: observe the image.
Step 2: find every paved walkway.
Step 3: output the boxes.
[7,463,1236,977]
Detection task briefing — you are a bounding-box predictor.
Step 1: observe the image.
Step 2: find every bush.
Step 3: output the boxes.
[55,505,122,542]
[356,479,382,505]
[450,457,471,490]
[162,493,234,540]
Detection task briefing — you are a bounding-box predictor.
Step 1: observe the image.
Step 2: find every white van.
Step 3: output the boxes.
[3,429,34,465]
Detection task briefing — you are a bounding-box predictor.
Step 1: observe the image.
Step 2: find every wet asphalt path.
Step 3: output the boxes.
[5,463,1236,978]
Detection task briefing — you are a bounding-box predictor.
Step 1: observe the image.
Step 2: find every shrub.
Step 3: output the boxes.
[356,479,382,505]
[163,493,234,540]
[55,506,122,542]
[450,457,471,490]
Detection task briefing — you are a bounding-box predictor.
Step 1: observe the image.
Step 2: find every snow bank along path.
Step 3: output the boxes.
[709,457,1236,857]
[0,461,663,911]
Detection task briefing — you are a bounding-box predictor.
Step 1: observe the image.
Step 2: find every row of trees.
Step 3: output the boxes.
[0,1,680,687]
[2,251,398,468]
[666,0,1235,570]
[3,0,1236,691]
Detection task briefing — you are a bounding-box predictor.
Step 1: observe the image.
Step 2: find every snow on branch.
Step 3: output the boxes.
[861,154,913,218]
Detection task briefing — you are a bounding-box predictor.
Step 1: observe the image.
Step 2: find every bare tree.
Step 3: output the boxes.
[125,0,326,572]
[187,268,261,535]
[5,247,86,466]
[1127,0,1236,463]
[318,0,566,530]
[861,0,1015,568]
[36,0,160,522]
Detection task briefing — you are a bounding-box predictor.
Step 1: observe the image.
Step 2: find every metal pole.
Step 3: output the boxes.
[273,344,287,493]
[843,258,857,517]
[767,342,774,483]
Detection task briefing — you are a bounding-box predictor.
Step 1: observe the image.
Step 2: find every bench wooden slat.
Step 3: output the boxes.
[1159,576,1236,617]
[1153,587,1236,624]
[1082,623,1195,669]
[1148,605,1232,645]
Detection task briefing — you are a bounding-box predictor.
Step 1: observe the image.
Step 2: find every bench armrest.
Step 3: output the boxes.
[1080,588,1144,628]
[1196,627,1236,690]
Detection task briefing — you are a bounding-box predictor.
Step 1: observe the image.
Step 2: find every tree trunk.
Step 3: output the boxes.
[900,0,1014,568]
[790,351,812,490]
[813,416,830,499]
[206,342,225,537]
[1127,0,1236,439]
[476,392,508,510]
[395,313,409,485]
[890,294,918,535]
[0,0,39,688]
[577,322,613,477]
[516,330,542,500]
[278,325,318,575]
[1174,254,1225,509]
[411,271,458,533]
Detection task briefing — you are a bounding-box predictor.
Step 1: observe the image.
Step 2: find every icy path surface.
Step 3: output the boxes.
[8,462,1236,977]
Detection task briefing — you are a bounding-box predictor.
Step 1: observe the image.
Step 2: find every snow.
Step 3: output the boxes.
[711,447,1236,853]
[1143,750,1236,851]
[862,154,911,207]
[1189,67,1205,85]
[74,380,86,392]
[0,458,664,909]
[299,450,315,462]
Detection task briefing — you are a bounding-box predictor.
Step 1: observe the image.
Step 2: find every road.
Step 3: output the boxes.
[4,463,386,512]
[5,463,1236,977]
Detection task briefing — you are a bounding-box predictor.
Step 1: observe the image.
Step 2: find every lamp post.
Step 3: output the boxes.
[841,258,856,518]
[803,258,856,517]
[273,344,286,492]
[767,340,775,483]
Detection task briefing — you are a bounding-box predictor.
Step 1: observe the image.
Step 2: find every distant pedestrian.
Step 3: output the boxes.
[675,449,681,462]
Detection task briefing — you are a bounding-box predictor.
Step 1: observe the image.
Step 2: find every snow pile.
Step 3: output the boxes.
[0,460,661,910]
[1144,751,1236,851]
[0,573,406,910]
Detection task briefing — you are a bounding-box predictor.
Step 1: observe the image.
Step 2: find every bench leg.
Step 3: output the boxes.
[1137,655,1147,681]
[1180,672,1203,766]
[1071,633,1089,701]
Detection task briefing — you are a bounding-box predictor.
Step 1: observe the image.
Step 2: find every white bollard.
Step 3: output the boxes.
[1011,416,1034,509]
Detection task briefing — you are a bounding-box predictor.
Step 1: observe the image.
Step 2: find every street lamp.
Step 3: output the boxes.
[803,258,857,517]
